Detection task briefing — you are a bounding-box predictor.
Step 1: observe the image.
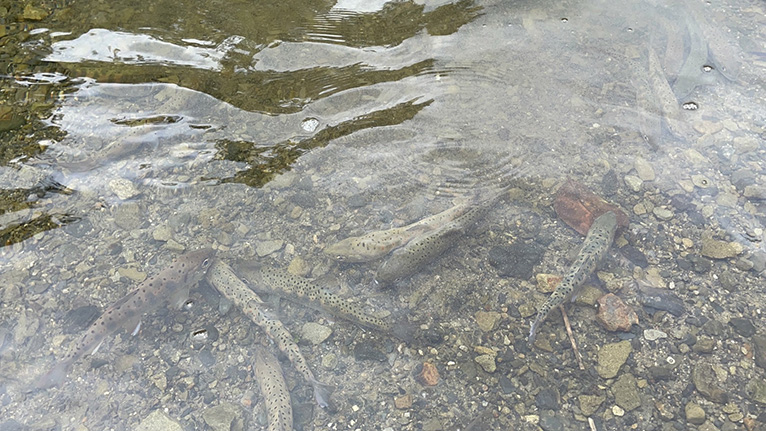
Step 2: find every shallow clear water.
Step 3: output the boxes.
[1,0,765,429]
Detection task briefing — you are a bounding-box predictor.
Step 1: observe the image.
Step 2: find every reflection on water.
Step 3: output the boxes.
[1,0,766,429]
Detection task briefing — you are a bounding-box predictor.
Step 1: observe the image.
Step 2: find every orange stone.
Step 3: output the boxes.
[416,362,440,386]
[553,179,629,235]
[394,394,413,409]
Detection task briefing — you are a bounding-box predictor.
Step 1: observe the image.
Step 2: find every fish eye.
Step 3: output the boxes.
[202,258,211,266]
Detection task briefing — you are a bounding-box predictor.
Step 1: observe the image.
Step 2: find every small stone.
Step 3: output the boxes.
[150,373,167,391]
[692,362,729,404]
[624,175,643,193]
[743,185,766,200]
[109,178,140,200]
[596,340,632,379]
[475,354,496,373]
[416,362,439,386]
[118,266,147,282]
[535,273,562,293]
[634,158,656,181]
[653,207,674,220]
[716,193,739,207]
[152,225,172,242]
[538,410,564,431]
[753,335,766,370]
[255,239,284,257]
[475,311,501,332]
[693,120,724,135]
[535,387,560,410]
[612,405,625,416]
[301,322,332,345]
[644,329,668,341]
[685,402,706,425]
[394,394,413,409]
[693,337,715,354]
[596,293,638,332]
[113,202,143,230]
[612,373,641,411]
[729,318,756,337]
[701,238,743,259]
[287,256,310,277]
[201,403,242,431]
[488,244,545,279]
[321,353,338,370]
[574,285,602,306]
[22,4,48,20]
[579,394,605,416]
[135,410,184,431]
[633,202,647,215]
[746,379,766,404]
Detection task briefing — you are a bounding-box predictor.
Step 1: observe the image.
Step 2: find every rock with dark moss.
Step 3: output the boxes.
[692,363,728,404]
[487,243,544,279]
[729,318,756,337]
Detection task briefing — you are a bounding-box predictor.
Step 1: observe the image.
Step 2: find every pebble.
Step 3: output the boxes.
[578,394,605,416]
[301,322,332,345]
[574,285,602,306]
[255,239,284,257]
[539,410,564,431]
[22,4,48,20]
[109,178,140,200]
[612,405,625,416]
[652,207,674,220]
[729,318,756,337]
[287,256,311,277]
[113,202,143,230]
[743,185,766,200]
[746,379,766,404]
[595,293,638,332]
[634,157,656,181]
[624,175,643,193]
[693,337,715,354]
[415,362,439,386]
[201,403,242,431]
[596,340,632,379]
[644,329,668,341]
[535,273,562,293]
[394,394,413,409]
[753,335,766,370]
[322,353,338,370]
[685,402,706,425]
[475,311,501,332]
[535,387,560,410]
[134,410,183,431]
[488,243,545,279]
[118,266,147,283]
[700,237,743,259]
[475,354,496,373]
[612,373,641,411]
[152,225,172,242]
[692,362,729,404]
[692,174,712,188]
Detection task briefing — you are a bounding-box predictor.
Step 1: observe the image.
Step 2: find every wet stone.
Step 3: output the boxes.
[475,311,501,332]
[596,340,632,379]
[693,337,715,354]
[354,342,387,362]
[302,322,332,345]
[109,178,140,200]
[624,175,643,193]
[746,379,766,404]
[647,365,675,381]
[535,387,560,410]
[644,329,668,341]
[729,318,756,337]
[202,403,242,431]
[415,362,439,386]
[135,410,183,431]
[579,394,605,416]
[753,335,766,370]
[394,394,413,409]
[634,157,655,181]
[701,238,743,259]
[488,243,545,279]
[701,319,725,336]
[596,293,638,332]
[113,202,143,230]
[653,207,674,220]
[475,354,496,373]
[692,363,728,404]
[612,373,640,411]
[685,402,706,425]
[539,410,564,431]
[198,349,216,367]
[255,239,284,257]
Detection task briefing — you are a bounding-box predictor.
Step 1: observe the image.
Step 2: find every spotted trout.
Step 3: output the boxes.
[235,259,413,342]
[374,188,507,286]
[254,345,293,431]
[528,211,618,344]
[324,192,488,262]
[205,260,333,409]
[36,248,215,389]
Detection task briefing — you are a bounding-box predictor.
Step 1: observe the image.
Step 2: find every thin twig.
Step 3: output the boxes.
[560,305,584,370]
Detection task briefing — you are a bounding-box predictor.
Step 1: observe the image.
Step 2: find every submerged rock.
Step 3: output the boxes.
[595,293,638,332]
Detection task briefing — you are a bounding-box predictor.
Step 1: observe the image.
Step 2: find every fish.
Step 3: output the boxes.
[324,190,501,263]
[254,345,293,431]
[374,188,507,285]
[528,211,618,344]
[205,260,333,409]
[36,248,215,389]
[235,260,414,342]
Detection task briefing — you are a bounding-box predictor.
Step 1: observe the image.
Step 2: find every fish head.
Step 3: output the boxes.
[322,239,355,261]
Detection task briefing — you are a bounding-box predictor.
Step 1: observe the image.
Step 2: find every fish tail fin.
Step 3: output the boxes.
[311,379,335,411]
[528,318,541,345]
[35,362,69,390]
